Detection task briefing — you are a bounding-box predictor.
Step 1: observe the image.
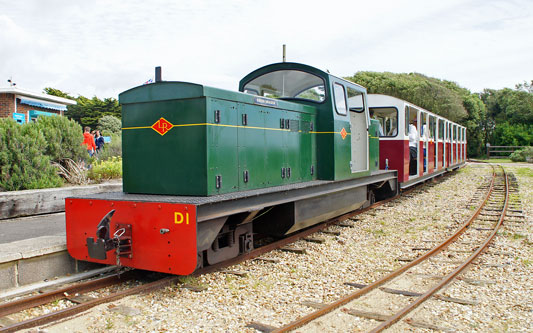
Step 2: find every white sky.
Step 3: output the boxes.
[1,0,532,98]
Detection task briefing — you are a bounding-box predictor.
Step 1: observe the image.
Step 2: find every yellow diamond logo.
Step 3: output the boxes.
[340,127,347,140]
[152,117,173,136]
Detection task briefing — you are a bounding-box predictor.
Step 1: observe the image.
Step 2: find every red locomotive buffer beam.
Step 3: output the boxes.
[65,199,197,275]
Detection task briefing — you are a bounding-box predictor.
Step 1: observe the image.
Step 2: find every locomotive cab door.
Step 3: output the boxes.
[346,86,369,173]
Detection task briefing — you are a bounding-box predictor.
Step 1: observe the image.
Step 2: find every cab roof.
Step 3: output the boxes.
[239,62,364,92]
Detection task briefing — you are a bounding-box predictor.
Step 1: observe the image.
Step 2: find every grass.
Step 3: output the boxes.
[88,156,122,182]
[372,229,386,237]
[515,167,533,177]
[177,275,207,289]
[105,318,114,330]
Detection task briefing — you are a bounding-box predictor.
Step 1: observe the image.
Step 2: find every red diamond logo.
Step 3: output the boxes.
[340,127,347,140]
[151,117,173,136]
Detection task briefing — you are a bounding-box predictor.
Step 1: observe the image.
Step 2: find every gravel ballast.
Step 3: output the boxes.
[34,163,533,332]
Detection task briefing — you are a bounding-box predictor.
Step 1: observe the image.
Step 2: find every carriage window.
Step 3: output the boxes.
[452,125,457,140]
[404,106,409,135]
[429,115,436,139]
[438,119,444,139]
[406,106,418,136]
[333,83,347,115]
[421,112,427,138]
[370,107,397,137]
[243,70,325,102]
[347,87,364,113]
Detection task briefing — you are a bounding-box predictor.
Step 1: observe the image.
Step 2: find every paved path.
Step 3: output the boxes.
[0,213,65,244]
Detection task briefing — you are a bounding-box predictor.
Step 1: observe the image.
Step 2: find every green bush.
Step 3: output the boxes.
[96,133,122,161]
[510,147,533,162]
[97,115,122,134]
[33,115,87,163]
[0,119,63,191]
[88,157,122,182]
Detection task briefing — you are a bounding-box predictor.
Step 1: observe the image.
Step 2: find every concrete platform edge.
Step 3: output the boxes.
[0,236,105,290]
[0,182,122,220]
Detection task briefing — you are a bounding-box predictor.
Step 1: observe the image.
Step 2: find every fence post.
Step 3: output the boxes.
[486,143,490,158]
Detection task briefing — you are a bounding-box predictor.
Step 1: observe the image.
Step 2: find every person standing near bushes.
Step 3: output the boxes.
[82,126,96,156]
[95,130,105,154]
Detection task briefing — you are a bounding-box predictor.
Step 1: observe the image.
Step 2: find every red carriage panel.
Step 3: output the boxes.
[419,141,424,176]
[428,141,435,173]
[445,142,452,167]
[438,142,444,170]
[380,139,409,183]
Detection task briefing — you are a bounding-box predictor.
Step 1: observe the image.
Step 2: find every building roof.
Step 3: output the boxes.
[0,87,77,106]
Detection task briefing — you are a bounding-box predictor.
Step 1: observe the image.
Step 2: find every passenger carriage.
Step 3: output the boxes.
[367,94,466,188]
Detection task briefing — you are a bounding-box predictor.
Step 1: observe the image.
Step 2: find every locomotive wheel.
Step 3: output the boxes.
[368,190,376,205]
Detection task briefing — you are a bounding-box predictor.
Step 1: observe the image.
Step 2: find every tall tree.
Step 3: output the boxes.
[481,85,533,147]
[43,87,75,100]
[346,72,486,156]
[44,88,121,129]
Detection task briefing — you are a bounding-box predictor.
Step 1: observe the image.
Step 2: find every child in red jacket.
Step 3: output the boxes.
[82,127,96,156]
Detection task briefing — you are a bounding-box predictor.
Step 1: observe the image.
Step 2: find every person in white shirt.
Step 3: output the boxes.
[409,119,419,176]
[370,110,384,136]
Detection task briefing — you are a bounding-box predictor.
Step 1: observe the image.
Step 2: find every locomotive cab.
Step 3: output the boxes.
[239,62,375,181]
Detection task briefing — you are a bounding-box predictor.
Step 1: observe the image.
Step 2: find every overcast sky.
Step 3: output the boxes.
[1,0,532,99]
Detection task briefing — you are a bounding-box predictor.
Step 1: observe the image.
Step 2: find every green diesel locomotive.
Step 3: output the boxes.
[66,62,398,275]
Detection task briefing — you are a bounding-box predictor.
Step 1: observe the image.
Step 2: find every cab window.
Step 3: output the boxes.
[333,83,347,115]
[243,70,325,102]
[347,87,364,113]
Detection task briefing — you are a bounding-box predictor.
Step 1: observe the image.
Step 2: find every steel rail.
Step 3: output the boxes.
[0,270,136,318]
[272,164,497,333]
[0,173,441,332]
[0,193,401,332]
[370,165,508,332]
[0,275,179,333]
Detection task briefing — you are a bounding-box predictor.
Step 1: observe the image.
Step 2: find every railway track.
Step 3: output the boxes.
[266,163,514,332]
[0,171,453,332]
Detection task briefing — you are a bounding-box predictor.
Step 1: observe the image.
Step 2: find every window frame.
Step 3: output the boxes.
[241,69,327,104]
[333,83,348,116]
[370,106,399,138]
